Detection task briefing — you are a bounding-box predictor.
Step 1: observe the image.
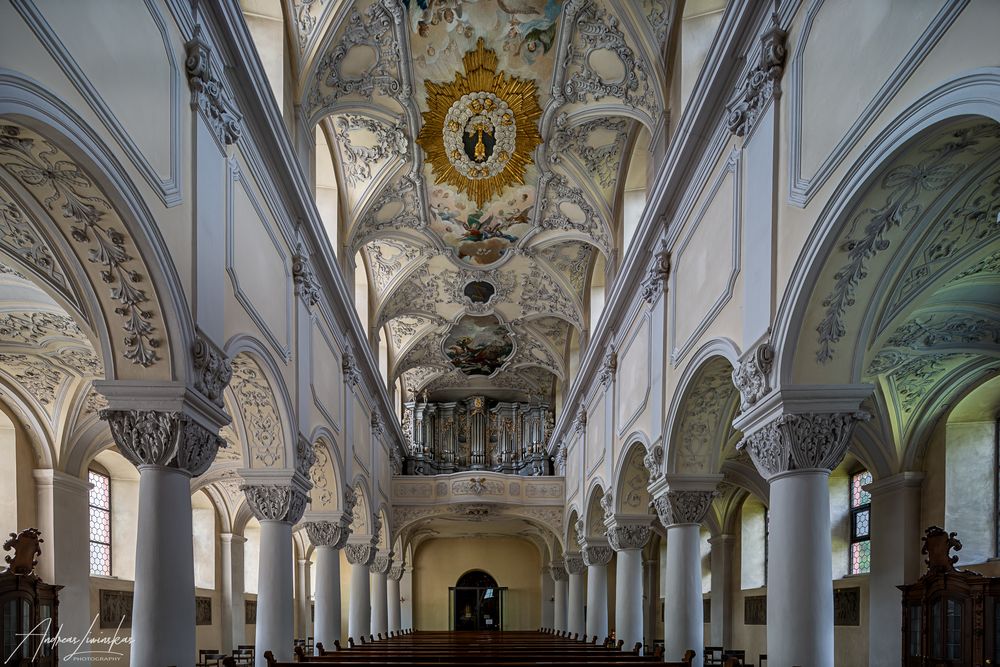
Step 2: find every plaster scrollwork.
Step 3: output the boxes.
[371,413,385,439]
[0,353,63,405]
[242,484,309,524]
[599,491,614,523]
[184,26,243,145]
[230,357,282,467]
[306,1,403,116]
[344,543,377,566]
[573,406,587,434]
[563,553,586,575]
[295,436,317,479]
[334,115,408,186]
[377,265,441,329]
[563,4,657,115]
[548,115,631,190]
[351,176,424,249]
[651,489,717,526]
[597,345,617,387]
[641,0,671,44]
[100,409,225,477]
[642,444,663,481]
[342,346,361,386]
[291,0,327,52]
[0,125,162,367]
[732,342,774,413]
[291,245,321,307]
[304,520,351,549]
[581,545,613,567]
[192,335,232,409]
[607,524,651,551]
[725,13,787,138]
[640,239,670,304]
[737,411,871,480]
[537,175,611,256]
[553,441,567,475]
[0,190,71,299]
[343,487,358,520]
[389,445,403,475]
[533,244,592,298]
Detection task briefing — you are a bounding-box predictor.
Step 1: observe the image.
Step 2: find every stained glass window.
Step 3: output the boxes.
[88,469,112,576]
[850,470,872,574]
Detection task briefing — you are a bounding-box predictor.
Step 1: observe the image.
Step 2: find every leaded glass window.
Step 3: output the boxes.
[850,469,872,574]
[88,468,112,576]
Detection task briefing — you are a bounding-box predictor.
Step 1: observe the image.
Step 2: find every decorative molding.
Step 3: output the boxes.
[388,563,404,581]
[563,553,585,575]
[230,355,283,467]
[725,12,786,138]
[101,409,224,477]
[369,551,392,574]
[548,561,567,581]
[597,345,617,387]
[737,411,871,480]
[344,542,377,566]
[642,444,663,482]
[581,544,613,567]
[732,342,773,413]
[242,483,309,524]
[192,335,232,408]
[342,346,361,386]
[185,25,243,145]
[640,238,670,304]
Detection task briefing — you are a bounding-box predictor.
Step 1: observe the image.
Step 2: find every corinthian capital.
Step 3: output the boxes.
[303,520,351,549]
[607,523,651,551]
[581,545,614,567]
[344,543,377,566]
[548,561,568,581]
[242,484,309,524]
[369,551,392,574]
[564,553,586,575]
[737,411,870,480]
[388,564,405,581]
[652,490,717,526]
[101,409,224,477]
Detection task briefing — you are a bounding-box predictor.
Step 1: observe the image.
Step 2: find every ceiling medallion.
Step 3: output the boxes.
[417,37,543,208]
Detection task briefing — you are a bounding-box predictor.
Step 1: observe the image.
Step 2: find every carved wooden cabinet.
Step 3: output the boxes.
[900,527,1000,666]
[1,528,61,666]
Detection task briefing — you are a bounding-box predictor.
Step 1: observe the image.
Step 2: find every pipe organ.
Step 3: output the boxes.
[401,396,553,476]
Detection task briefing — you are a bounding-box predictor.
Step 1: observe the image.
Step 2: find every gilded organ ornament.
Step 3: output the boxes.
[417,38,543,208]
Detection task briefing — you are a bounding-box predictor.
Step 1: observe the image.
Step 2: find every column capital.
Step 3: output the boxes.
[564,553,586,575]
[304,520,352,549]
[652,490,717,526]
[242,483,309,524]
[388,564,405,581]
[581,544,614,567]
[219,533,248,545]
[344,542,377,567]
[548,561,568,581]
[369,551,392,575]
[608,519,653,551]
[737,411,870,480]
[101,409,225,477]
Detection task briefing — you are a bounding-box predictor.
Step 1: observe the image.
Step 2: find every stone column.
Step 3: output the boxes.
[565,553,586,639]
[32,470,91,654]
[388,564,404,634]
[735,401,870,667]
[607,521,651,653]
[370,552,392,639]
[540,565,555,629]
[220,533,247,652]
[653,483,719,667]
[304,520,351,654]
[101,409,227,667]
[243,484,309,667]
[401,565,414,630]
[867,472,923,665]
[642,557,658,649]
[345,542,377,641]
[296,558,312,640]
[582,544,612,642]
[708,534,735,648]
[550,562,568,632]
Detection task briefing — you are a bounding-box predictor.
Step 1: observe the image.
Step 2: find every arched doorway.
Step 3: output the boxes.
[450,570,506,631]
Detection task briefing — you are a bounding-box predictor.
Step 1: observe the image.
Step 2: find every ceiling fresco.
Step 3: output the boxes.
[298,0,669,403]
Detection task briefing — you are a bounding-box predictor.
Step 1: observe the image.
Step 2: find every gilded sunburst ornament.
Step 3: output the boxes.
[417,38,543,208]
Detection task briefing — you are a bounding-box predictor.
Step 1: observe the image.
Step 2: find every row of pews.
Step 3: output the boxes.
[238,629,701,666]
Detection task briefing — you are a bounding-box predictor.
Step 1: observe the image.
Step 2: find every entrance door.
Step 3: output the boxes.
[449,570,506,631]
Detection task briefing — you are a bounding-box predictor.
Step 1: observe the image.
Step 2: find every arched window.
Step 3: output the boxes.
[849,469,873,574]
[88,466,112,576]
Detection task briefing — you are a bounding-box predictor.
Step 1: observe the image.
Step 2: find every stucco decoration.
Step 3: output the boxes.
[726,13,787,138]
[606,523,651,551]
[192,335,232,409]
[651,489,717,526]
[369,551,392,574]
[640,239,670,304]
[185,26,243,145]
[335,114,408,187]
[0,124,167,371]
[230,355,283,467]
[581,544,613,566]
[304,519,351,549]
[673,358,740,473]
[344,543,377,566]
[291,245,321,307]
[242,484,309,524]
[732,343,774,413]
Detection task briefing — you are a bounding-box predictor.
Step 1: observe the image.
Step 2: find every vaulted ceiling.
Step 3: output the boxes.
[291,0,670,404]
